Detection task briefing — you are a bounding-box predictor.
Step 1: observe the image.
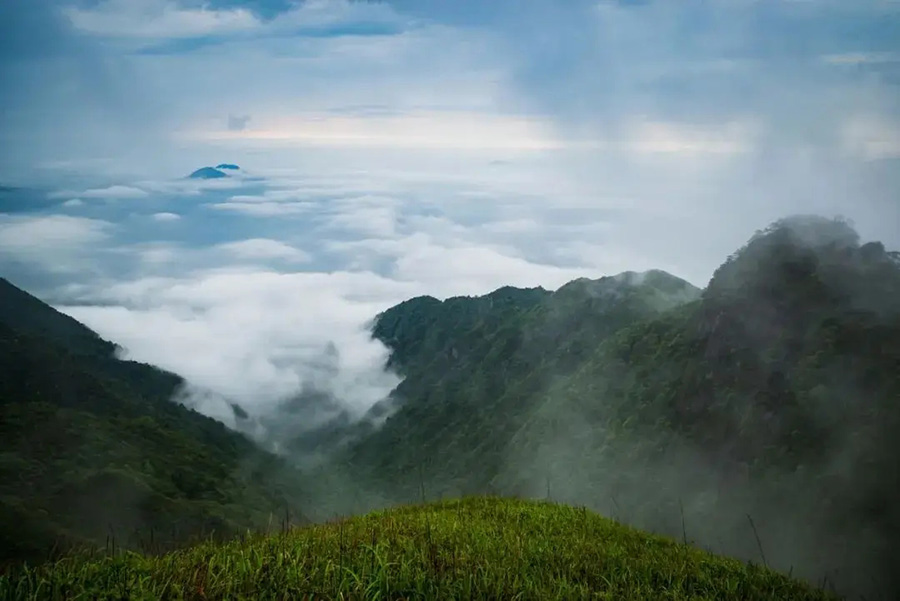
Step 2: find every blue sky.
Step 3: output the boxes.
[1,0,899,430]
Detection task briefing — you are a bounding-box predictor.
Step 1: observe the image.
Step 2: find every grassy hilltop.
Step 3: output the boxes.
[0,497,835,601]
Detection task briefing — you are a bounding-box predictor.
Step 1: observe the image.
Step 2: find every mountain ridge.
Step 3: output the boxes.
[3,214,898,599]
[0,279,309,565]
[308,216,899,599]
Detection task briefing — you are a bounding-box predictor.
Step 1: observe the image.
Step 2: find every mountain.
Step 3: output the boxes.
[215,163,240,170]
[0,278,115,358]
[5,214,897,598]
[307,271,702,509]
[0,279,308,565]
[306,216,898,600]
[188,166,228,179]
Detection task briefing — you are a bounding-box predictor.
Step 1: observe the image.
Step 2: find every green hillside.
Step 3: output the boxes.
[0,497,836,601]
[311,216,899,600]
[0,280,308,566]
[324,270,701,504]
[493,217,900,599]
[2,215,897,599]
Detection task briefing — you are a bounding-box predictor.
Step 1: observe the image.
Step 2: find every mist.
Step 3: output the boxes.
[1,1,899,598]
[272,216,900,601]
[477,217,900,600]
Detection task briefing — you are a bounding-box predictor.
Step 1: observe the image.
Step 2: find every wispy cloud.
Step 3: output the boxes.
[821,51,900,65]
[63,0,412,44]
[64,0,260,39]
[206,200,316,216]
[215,238,311,263]
[180,111,562,150]
[0,214,114,272]
[839,115,900,160]
[81,185,149,199]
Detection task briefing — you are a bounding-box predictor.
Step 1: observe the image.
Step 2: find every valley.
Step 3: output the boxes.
[1,215,898,600]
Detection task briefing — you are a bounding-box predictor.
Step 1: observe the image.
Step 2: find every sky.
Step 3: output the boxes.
[1,0,899,434]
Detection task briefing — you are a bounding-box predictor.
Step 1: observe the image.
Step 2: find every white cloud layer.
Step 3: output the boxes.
[0,214,113,272]
[81,185,149,200]
[215,238,312,263]
[60,268,410,422]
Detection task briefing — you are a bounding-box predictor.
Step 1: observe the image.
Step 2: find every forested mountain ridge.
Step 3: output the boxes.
[309,216,898,600]
[0,278,116,358]
[0,280,308,565]
[3,215,898,599]
[324,269,703,505]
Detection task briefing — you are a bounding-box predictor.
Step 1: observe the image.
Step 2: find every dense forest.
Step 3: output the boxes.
[312,216,900,600]
[0,279,308,565]
[1,215,898,600]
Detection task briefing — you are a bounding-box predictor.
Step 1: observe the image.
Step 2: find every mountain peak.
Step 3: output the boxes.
[553,269,700,307]
[188,166,228,179]
[706,215,898,305]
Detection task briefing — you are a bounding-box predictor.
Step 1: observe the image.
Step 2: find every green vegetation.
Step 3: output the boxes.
[317,217,899,599]
[0,279,307,566]
[332,271,701,503]
[2,215,898,599]
[0,497,835,601]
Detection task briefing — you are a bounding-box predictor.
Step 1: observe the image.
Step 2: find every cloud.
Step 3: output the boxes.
[141,177,251,195]
[53,201,606,431]
[206,200,316,216]
[21,159,640,444]
[0,214,111,249]
[0,214,113,272]
[48,184,151,202]
[822,52,900,66]
[2,0,900,463]
[227,114,252,131]
[0,0,507,181]
[59,268,410,422]
[63,0,413,46]
[387,234,594,298]
[151,211,181,222]
[134,243,181,266]
[182,111,564,150]
[0,3,896,595]
[840,115,900,160]
[62,198,85,208]
[215,238,311,263]
[81,185,149,200]
[620,119,761,156]
[64,0,260,39]
[323,195,401,238]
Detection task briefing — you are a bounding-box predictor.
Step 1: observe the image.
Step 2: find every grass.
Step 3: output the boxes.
[0,496,836,600]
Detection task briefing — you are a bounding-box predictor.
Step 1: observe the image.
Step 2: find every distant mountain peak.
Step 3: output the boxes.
[216,163,240,170]
[188,166,228,179]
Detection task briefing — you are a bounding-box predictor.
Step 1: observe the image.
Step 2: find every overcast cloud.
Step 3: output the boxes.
[1,0,899,442]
